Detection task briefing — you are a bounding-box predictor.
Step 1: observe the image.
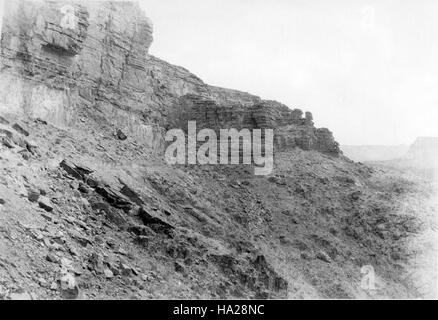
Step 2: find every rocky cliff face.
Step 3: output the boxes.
[0,0,196,148]
[0,1,432,300]
[172,95,340,155]
[0,0,340,157]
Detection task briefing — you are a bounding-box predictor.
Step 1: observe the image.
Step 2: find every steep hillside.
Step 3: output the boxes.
[0,0,435,299]
[1,115,434,299]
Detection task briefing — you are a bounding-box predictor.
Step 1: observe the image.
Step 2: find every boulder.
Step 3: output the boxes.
[60,159,93,181]
[38,196,54,212]
[59,273,79,299]
[11,123,29,137]
[94,185,132,212]
[116,129,127,141]
[138,207,174,235]
[27,189,40,203]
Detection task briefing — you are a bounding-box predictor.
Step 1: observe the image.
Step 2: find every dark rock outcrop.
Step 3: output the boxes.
[172,94,340,155]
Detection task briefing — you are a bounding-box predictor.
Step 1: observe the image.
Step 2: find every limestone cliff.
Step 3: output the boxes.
[0,0,339,157]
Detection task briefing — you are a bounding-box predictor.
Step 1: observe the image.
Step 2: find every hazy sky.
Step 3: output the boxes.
[139,0,438,145]
[1,0,437,145]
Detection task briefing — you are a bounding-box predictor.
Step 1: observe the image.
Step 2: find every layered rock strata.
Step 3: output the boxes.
[174,95,340,156]
[0,0,340,157]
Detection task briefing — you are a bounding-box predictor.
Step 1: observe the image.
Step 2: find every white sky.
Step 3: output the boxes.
[1,0,437,145]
